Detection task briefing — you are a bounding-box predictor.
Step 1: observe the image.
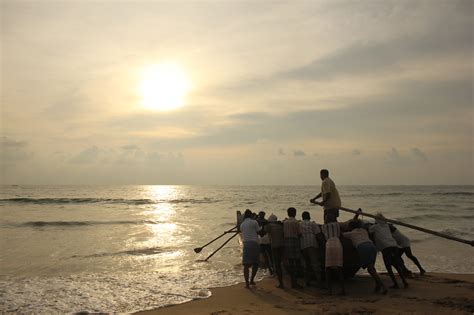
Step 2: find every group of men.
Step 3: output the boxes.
[239,169,425,294]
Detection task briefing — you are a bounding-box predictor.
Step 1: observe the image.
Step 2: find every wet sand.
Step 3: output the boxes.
[136,273,474,315]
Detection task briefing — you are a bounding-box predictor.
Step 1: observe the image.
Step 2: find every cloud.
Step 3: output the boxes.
[411,147,428,161]
[293,150,306,157]
[0,137,34,163]
[387,147,429,164]
[69,144,180,165]
[121,144,140,151]
[70,145,101,164]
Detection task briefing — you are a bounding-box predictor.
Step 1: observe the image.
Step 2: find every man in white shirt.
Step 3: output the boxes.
[369,214,408,289]
[240,209,262,288]
[310,169,342,223]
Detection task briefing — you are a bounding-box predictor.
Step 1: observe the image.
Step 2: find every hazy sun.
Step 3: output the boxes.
[139,63,190,111]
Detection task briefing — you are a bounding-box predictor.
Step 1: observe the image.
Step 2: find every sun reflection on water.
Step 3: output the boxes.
[138,186,189,256]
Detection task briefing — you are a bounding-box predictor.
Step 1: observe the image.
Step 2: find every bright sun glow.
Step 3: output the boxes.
[139,63,190,111]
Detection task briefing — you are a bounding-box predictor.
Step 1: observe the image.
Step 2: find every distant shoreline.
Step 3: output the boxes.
[136,273,474,315]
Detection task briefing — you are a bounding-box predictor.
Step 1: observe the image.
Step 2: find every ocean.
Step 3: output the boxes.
[0,185,473,313]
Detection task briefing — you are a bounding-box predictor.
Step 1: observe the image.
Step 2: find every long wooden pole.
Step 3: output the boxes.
[194,225,238,253]
[339,206,474,247]
[204,232,240,261]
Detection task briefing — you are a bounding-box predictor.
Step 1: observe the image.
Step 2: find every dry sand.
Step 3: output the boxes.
[136,273,474,315]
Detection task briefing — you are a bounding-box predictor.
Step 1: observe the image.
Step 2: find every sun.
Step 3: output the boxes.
[139,63,190,111]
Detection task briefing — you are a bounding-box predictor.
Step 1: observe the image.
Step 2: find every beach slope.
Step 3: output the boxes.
[136,273,474,315]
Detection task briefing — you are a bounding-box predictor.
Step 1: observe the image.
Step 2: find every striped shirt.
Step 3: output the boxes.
[321,222,340,240]
[283,217,301,238]
[299,220,321,249]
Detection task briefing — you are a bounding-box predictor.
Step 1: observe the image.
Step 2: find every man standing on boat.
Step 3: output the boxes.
[310,169,342,223]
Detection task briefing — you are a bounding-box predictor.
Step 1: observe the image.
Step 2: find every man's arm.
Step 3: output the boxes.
[320,192,331,207]
[354,208,362,220]
[310,192,322,204]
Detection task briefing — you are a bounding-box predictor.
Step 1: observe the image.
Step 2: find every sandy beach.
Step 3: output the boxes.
[137,273,474,315]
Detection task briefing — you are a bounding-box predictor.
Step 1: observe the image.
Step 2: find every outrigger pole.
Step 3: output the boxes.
[339,206,474,247]
[204,231,240,261]
[194,225,238,253]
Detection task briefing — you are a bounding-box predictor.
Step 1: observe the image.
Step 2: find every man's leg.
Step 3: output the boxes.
[337,267,345,295]
[325,268,332,295]
[273,248,284,288]
[391,248,408,288]
[367,265,387,294]
[382,248,399,288]
[250,263,259,285]
[404,247,426,274]
[265,245,274,275]
[244,265,250,288]
[302,248,312,286]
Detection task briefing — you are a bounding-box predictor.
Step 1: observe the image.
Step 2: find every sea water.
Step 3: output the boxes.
[0,185,473,313]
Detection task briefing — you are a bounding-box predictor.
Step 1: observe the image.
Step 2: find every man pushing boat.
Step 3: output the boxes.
[310,169,342,223]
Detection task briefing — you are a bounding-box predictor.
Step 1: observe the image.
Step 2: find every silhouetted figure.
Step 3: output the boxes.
[390,224,426,276]
[310,169,342,223]
[344,217,387,294]
[300,211,323,287]
[370,213,408,289]
[283,207,303,288]
[257,211,273,275]
[240,209,261,288]
[265,214,285,288]
[321,216,346,295]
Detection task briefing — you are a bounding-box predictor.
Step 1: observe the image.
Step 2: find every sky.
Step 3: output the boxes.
[1,0,473,185]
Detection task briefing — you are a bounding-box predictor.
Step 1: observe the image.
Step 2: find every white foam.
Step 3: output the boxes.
[0,268,249,313]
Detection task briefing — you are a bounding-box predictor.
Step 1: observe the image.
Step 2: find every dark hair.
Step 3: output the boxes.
[244,209,253,218]
[302,211,310,220]
[258,211,266,218]
[320,169,329,177]
[287,207,297,217]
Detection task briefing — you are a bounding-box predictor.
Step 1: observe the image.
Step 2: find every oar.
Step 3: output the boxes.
[194,225,238,253]
[338,206,474,247]
[204,231,240,261]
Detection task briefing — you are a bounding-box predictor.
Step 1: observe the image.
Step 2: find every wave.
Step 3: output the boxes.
[72,246,172,258]
[433,192,474,196]
[16,220,165,228]
[344,192,406,197]
[396,214,474,221]
[437,228,474,238]
[0,197,219,205]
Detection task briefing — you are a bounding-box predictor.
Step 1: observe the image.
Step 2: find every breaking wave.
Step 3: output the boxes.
[0,197,219,205]
[15,220,165,228]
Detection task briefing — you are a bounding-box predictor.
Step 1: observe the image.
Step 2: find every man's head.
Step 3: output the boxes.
[258,211,266,219]
[320,169,329,180]
[268,214,278,222]
[244,209,253,219]
[302,211,310,220]
[287,207,297,218]
[375,212,386,224]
